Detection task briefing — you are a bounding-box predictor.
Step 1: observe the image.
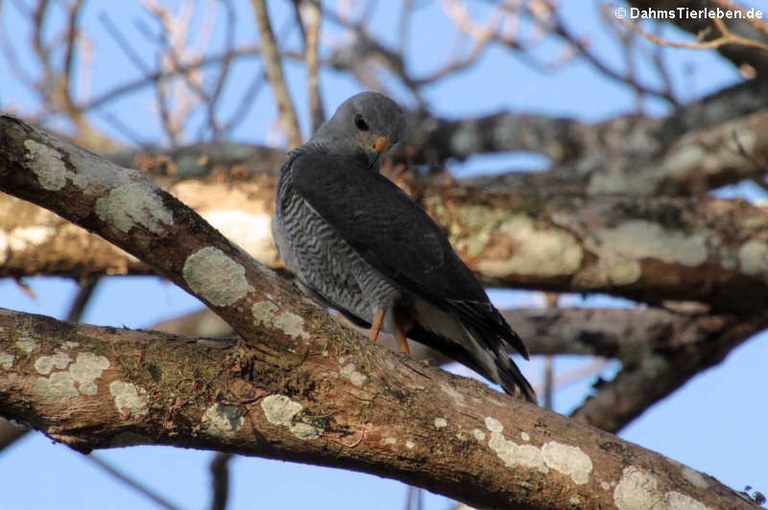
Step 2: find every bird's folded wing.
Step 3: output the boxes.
[288,152,488,306]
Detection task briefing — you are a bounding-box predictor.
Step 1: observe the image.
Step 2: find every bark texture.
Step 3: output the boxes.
[0,309,755,510]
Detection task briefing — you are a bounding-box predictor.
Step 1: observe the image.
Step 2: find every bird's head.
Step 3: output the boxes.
[314,91,406,170]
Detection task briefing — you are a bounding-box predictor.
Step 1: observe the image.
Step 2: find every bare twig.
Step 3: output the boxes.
[209,453,234,510]
[615,12,768,53]
[65,276,101,322]
[99,12,152,75]
[521,1,677,104]
[712,0,768,38]
[429,0,504,85]
[405,486,424,510]
[300,0,326,134]
[87,454,182,510]
[0,418,28,452]
[251,0,303,148]
[81,46,267,111]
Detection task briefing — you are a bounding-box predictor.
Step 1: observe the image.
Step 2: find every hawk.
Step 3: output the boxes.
[273,92,536,402]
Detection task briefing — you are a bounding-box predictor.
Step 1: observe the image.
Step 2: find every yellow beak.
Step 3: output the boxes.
[372,136,389,152]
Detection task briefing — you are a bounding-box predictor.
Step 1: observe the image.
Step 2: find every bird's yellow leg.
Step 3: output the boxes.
[369,308,386,343]
[393,313,411,356]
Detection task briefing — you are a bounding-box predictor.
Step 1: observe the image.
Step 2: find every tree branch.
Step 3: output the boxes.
[4,158,767,314]
[568,311,767,432]
[251,0,303,148]
[0,307,756,509]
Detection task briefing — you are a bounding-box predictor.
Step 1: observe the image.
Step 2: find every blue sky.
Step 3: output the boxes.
[1,1,766,509]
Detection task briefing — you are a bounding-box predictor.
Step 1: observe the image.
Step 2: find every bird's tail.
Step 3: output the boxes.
[460,322,536,403]
[407,322,537,403]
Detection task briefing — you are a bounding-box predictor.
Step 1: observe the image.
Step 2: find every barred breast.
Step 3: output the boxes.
[274,179,401,327]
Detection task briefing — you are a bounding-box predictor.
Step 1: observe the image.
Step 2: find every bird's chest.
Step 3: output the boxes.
[277,190,400,314]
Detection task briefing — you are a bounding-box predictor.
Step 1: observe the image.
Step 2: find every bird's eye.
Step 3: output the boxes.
[353,114,369,131]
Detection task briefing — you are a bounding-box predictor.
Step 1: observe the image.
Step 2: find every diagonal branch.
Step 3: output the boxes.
[568,311,767,432]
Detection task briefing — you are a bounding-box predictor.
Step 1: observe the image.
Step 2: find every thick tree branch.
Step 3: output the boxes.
[505,307,762,359]
[149,304,766,434]
[0,307,756,509]
[153,305,757,362]
[424,186,768,314]
[568,312,767,432]
[0,109,757,510]
[4,164,767,314]
[67,78,768,192]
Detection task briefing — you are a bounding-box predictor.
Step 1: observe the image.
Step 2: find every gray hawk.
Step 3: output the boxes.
[272,91,536,402]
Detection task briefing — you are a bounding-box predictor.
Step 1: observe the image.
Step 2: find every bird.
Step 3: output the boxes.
[272,91,536,402]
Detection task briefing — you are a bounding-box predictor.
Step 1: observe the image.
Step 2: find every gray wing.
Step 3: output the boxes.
[289,153,482,300]
[287,151,529,359]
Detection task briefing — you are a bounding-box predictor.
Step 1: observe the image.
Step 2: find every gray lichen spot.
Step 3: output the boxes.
[69,352,110,396]
[94,182,173,233]
[478,217,583,278]
[488,427,548,473]
[434,417,448,429]
[252,301,310,340]
[15,337,39,354]
[541,441,592,485]
[260,394,324,440]
[183,247,250,307]
[681,466,709,490]
[340,363,367,387]
[484,416,503,432]
[273,311,310,340]
[738,239,768,276]
[24,139,67,190]
[252,301,279,327]
[109,381,149,419]
[34,352,72,375]
[613,466,710,510]
[35,372,78,401]
[586,221,708,285]
[588,172,656,195]
[667,492,710,510]
[472,428,487,441]
[451,126,481,157]
[0,352,14,370]
[484,417,592,484]
[202,403,244,437]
